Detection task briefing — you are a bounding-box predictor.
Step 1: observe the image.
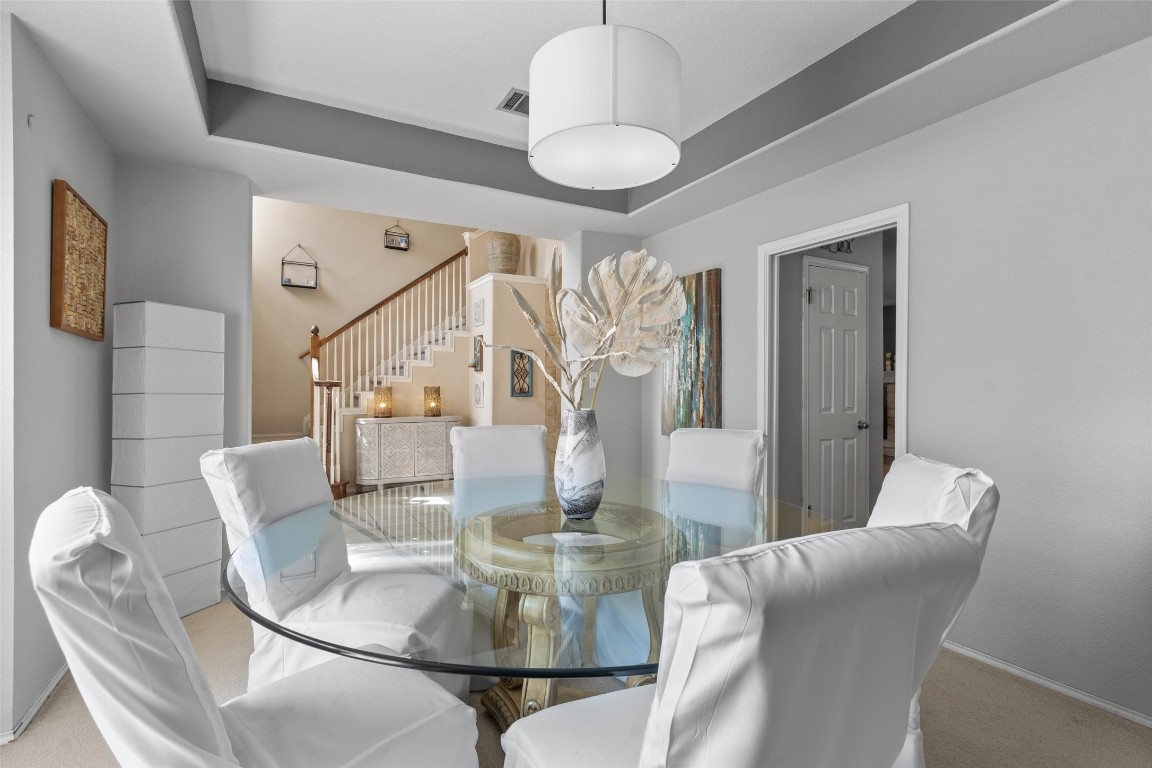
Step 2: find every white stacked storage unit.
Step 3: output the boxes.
[111,301,225,616]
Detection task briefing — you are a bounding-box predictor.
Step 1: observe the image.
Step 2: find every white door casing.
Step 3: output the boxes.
[803,259,869,529]
[756,203,909,510]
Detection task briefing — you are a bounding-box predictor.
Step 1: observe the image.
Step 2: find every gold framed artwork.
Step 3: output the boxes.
[50,179,108,341]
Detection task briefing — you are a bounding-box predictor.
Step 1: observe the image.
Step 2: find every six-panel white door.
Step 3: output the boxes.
[804,259,869,530]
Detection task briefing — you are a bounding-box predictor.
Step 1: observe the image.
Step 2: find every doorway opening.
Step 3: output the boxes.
[756,205,908,529]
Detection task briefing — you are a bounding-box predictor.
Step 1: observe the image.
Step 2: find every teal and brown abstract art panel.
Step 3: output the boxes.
[662,268,722,435]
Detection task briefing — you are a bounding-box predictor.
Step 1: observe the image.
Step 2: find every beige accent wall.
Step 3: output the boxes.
[466,273,558,463]
[520,235,561,277]
[251,198,472,437]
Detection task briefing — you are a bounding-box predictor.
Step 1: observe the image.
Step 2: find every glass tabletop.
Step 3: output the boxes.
[223,476,822,680]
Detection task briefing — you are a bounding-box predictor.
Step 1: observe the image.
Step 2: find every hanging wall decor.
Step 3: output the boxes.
[662,268,722,435]
[281,244,318,289]
[511,350,533,397]
[50,179,108,341]
[470,335,484,372]
[385,221,410,251]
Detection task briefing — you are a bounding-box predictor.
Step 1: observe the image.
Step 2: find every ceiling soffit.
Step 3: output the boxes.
[178,1,1052,214]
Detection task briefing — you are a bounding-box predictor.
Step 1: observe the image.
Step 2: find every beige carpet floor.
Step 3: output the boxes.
[2,600,1149,767]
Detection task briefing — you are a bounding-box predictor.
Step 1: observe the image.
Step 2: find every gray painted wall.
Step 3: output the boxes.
[641,38,1152,718]
[110,159,252,450]
[2,16,117,736]
[1,23,255,735]
[560,231,644,481]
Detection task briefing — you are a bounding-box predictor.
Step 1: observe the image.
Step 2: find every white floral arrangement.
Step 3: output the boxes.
[498,248,687,410]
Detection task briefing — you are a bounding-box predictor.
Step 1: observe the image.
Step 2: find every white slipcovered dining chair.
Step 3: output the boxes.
[868,452,1001,768]
[595,427,767,669]
[666,427,766,492]
[503,523,983,768]
[450,424,549,689]
[201,437,469,699]
[29,487,479,768]
[869,453,1000,554]
[450,424,549,478]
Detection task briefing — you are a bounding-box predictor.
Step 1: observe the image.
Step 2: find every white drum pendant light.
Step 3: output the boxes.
[529,15,681,190]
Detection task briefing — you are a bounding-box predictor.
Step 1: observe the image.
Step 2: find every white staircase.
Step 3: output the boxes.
[304,249,471,486]
[351,307,469,408]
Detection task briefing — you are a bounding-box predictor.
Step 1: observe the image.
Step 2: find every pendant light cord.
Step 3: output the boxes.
[603,0,607,25]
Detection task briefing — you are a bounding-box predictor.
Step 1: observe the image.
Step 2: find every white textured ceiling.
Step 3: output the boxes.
[8,1,1146,240]
[190,0,913,148]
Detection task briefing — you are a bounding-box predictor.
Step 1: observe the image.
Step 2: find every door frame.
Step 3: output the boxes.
[800,256,870,525]
[756,204,909,505]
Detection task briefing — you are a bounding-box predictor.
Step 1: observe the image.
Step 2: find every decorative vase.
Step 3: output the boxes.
[486,232,521,274]
[553,409,606,519]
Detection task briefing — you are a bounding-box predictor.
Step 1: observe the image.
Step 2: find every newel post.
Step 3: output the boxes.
[308,325,320,434]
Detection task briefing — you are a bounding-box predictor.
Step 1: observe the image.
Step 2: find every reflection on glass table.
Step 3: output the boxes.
[223,477,824,731]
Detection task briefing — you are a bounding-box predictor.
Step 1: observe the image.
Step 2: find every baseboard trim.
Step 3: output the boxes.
[943,641,1152,729]
[0,663,68,744]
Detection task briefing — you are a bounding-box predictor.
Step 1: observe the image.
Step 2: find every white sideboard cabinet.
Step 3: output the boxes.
[111,301,224,616]
[355,416,463,486]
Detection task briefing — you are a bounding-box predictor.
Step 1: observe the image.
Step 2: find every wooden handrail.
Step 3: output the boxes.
[298,248,468,359]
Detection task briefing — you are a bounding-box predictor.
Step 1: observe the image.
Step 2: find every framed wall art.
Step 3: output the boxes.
[50,179,109,341]
[511,350,533,397]
[662,267,722,435]
[470,335,484,372]
[472,380,485,408]
[472,297,485,328]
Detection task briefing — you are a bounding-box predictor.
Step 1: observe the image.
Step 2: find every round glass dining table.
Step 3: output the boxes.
[223,476,821,730]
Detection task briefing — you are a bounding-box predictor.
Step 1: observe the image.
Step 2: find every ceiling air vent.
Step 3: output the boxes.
[497,88,530,117]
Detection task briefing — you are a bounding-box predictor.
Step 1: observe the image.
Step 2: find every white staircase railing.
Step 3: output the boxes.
[304,249,468,411]
[303,247,469,423]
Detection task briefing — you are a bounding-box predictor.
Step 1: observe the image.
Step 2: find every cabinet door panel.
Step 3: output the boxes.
[356,422,380,481]
[379,423,416,479]
[414,423,448,476]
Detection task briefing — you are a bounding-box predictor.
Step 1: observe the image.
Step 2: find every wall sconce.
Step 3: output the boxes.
[424,386,441,417]
[373,386,393,418]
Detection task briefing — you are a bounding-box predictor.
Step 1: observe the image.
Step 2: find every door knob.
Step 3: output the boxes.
[857,420,870,430]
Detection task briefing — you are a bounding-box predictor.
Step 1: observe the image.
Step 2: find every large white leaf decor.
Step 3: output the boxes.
[500,248,686,410]
[574,250,686,376]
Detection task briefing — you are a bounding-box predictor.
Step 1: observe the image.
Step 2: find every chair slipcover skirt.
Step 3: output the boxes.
[30,487,479,768]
